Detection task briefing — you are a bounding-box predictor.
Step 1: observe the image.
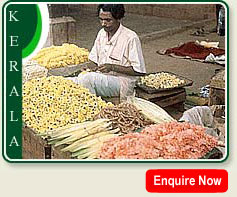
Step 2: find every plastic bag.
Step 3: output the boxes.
[205,53,225,65]
[119,77,136,102]
[179,106,220,138]
[67,72,120,97]
[179,106,214,128]
[67,72,136,99]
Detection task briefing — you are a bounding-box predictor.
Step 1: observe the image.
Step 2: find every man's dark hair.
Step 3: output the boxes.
[97,4,125,20]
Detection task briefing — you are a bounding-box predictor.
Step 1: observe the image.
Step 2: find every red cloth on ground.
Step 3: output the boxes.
[165,42,225,60]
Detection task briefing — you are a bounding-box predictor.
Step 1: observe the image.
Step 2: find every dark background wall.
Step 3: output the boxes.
[64,4,216,21]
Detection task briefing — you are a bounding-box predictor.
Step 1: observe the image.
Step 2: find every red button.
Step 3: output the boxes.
[146,169,228,193]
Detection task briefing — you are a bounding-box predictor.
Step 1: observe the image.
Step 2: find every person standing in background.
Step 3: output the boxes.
[211,4,224,35]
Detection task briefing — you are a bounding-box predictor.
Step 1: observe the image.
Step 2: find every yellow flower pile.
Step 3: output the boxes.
[23,76,113,133]
[32,43,89,69]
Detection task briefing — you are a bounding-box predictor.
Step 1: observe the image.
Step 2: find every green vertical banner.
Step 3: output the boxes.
[4,3,40,160]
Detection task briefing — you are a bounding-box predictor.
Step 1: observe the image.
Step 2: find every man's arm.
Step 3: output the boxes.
[80,60,98,72]
[97,63,146,76]
[87,61,98,71]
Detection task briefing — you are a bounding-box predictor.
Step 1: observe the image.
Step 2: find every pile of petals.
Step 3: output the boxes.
[99,122,218,159]
[164,42,225,60]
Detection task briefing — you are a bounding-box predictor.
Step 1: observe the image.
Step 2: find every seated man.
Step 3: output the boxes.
[70,4,146,99]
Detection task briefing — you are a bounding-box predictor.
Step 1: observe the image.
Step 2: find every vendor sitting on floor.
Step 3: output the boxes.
[69,4,146,98]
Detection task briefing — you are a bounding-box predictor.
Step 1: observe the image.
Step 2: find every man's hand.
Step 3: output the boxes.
[97,64,113,73]
[95,63,145,76]
[80,61,98,72]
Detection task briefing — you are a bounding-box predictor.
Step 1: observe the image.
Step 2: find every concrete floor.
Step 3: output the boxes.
[142,23,225,93]
[70,10,226,94]
[71,9,192,50]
